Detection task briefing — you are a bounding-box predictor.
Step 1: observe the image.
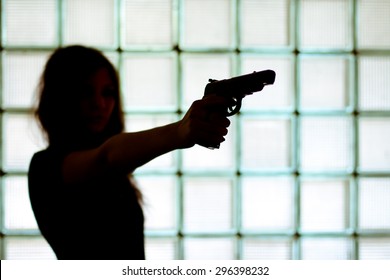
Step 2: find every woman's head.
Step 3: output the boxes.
[36,45,124,150]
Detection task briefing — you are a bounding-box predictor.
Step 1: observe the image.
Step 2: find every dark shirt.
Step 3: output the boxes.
[28,147,145,260]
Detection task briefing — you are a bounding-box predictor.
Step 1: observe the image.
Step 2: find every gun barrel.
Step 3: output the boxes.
[205,69,276,97]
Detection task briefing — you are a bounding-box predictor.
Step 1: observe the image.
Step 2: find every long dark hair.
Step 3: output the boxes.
[36,45,124,151]
[35,45,143,201]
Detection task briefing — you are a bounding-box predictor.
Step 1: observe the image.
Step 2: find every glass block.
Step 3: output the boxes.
[300,178,350,232]
[3,113,46,172]
[242,238,292,260]
[358,0,390,49]
[301,237,353,259]
[359,178,390,231]
[145,237,177,260]
[3,51,50,109]
[359,117,390,171]
[359,237,390,259]
[182,140,235,171]
[300,56,351,110]
[122,55,176,110]
[181,54,232,110]
[241,117,291,170]
[123,0,173,47]
[5,236,56,260]
[125,114,177,132]
[183,177,234,232]
[125,114,177,170]
[182,117,235,171]
[4,0,57,46]
[4,176,38,230]
[183,237,235,260]
[181,0,233,48]
[240,55,294,111]
[358,56,390,111]
[64,0,115,47]
[135,176,177,230]
[241,176,294,231]
[300,116,352,171]
[299,0,351,50]
[240,0,290,48]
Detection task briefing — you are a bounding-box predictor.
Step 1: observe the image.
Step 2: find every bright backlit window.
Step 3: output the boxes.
[1,0,390,260]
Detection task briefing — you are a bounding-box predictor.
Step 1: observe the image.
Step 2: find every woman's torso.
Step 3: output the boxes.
[28,147,145,260]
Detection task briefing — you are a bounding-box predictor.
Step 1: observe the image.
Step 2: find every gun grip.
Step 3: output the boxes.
[197,102,226,149]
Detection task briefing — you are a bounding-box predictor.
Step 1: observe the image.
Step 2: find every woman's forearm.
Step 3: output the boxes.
[103,121,183,173]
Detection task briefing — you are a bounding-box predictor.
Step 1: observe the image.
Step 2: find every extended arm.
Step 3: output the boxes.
[61,96,230,185]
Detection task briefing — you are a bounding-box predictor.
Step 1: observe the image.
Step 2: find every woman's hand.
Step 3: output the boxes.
[176,96,231,149]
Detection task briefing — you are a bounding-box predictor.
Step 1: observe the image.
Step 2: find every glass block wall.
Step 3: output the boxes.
[1,0,390,260]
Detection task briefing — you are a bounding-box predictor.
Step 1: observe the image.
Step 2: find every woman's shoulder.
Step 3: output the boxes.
[30,148,50,166]
[29,146,70,175]
[28,147,71,194]
[31,148,50,160]
[32,146,68,161]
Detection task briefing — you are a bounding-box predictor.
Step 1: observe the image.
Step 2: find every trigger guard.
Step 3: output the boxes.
[226,97,242,116]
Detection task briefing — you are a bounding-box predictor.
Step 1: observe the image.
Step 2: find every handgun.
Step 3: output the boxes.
[202,69,276,149]
[204,69,276,116]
